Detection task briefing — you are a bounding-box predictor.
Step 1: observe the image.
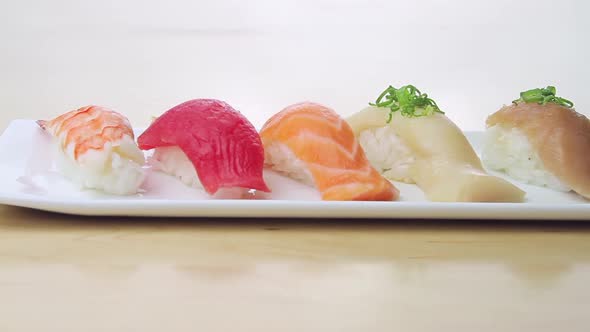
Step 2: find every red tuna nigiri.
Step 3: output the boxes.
[138,99,270,195]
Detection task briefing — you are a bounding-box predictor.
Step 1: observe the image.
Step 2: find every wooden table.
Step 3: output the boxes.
[1,205,589,331]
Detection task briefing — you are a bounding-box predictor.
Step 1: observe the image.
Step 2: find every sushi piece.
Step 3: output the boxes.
[482,86,590,199]
[37,105,146,195]
[137,99,270,197]
[346,85,525,202]
[259,102,399,201]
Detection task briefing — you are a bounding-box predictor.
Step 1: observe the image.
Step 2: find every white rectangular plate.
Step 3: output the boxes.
[0,120,588,220]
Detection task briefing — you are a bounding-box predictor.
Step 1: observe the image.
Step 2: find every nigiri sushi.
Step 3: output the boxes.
[37,105,146,195]
[138,99,270,197]
[346,85,525,202]
[482,86,590,199]
[259,102,399,201]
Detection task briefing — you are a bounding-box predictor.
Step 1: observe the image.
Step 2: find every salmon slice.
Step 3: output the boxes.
[260,102,399,201]
[487,102,590,199]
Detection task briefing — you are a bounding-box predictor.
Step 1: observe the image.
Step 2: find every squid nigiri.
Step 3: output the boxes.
[260,102,398,201]
[482,86,590,199]
[37,105,146,195]
[346,85,525,202]
[138,99,270,197]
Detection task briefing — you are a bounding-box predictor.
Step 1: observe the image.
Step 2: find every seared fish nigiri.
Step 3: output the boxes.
[483,86,590,199]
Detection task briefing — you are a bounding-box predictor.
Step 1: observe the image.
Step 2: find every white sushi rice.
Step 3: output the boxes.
[151,146,202,189]
[263,142,315,187]
[150,146,250,199]
[481,125,571,192]
[358,127,415,183]
[58,136,146,195]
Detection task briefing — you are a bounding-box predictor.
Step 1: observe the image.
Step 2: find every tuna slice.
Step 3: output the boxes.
[138,99,270,195]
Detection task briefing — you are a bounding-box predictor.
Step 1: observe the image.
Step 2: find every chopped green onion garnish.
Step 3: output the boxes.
[370,85,444,123]
[512,86,574,108]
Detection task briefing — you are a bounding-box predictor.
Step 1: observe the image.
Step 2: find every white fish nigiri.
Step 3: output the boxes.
[346,85,525,202]
[38,105,145,195]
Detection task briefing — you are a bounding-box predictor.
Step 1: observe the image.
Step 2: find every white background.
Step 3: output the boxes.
[0,0,588,129]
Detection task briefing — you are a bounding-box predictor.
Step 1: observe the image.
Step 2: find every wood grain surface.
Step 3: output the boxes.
[0,205,589,331]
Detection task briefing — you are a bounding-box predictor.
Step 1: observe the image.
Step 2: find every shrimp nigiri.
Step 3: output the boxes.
[260,102,398,201]
[38,105,145,195]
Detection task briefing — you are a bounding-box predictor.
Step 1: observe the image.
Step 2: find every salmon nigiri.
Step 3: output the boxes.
[346,85,525,202]
[483,86,590,199]
[38,105,146,195]
[138,99,270,197]
[260,102,398,201]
